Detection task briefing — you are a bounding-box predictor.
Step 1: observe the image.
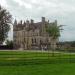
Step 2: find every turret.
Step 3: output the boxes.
[23,21,26,25]
[13,19,18,31]
[23,21,26,30]
[30,19,34,29]
[41,17,46,36]
[26,20,29,28]
[14,19,17,25]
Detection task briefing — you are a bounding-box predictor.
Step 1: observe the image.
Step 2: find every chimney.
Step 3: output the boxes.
[31,19,34,24]
[26,20,29,24]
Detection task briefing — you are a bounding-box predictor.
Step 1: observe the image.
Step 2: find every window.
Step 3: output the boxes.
[35,38,36,43]
[32,38,36,44]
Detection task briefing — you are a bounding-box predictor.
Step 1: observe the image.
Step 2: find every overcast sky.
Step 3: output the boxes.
[0,0,75,41]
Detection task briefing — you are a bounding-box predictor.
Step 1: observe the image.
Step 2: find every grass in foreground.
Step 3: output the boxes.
[0,63,75,75]
[0,50,75,75]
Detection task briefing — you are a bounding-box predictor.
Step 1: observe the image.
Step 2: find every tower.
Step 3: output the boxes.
[41,17,46,36]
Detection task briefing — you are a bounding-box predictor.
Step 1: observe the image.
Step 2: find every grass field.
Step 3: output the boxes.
[0,50,75,75]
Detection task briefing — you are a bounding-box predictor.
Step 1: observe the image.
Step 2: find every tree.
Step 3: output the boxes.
[6,40,13,46]
[46,21,62,56]
[0,5,12,44]
[5,40,13,49]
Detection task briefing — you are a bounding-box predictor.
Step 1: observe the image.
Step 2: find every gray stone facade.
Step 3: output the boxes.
[13,17,58,50]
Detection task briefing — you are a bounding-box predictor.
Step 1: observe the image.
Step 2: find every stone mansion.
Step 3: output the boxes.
[13,17,58,50]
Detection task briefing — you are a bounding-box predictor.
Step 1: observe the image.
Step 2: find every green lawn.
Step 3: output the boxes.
[0,50,75,75]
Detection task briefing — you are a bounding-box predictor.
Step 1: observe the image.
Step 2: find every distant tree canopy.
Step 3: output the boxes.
[0,5,12,44]
[60,41,75,47]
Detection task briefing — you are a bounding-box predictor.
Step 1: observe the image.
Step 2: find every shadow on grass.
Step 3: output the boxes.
[0,58,75,66]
